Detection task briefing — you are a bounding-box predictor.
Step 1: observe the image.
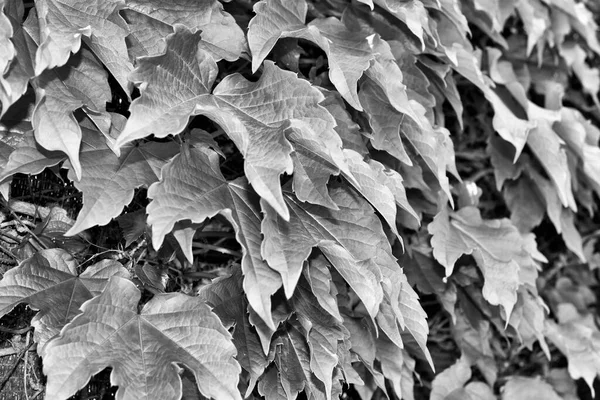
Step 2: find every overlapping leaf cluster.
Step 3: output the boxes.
[0,0,599,399]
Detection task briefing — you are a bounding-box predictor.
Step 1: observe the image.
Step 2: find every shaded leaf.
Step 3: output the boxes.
[198,268,268,396]
[545,303,600,395]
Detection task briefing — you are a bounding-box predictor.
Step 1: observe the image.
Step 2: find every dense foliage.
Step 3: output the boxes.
[0,0,600,399]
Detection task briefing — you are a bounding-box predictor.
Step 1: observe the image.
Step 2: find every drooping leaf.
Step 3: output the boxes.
[292,276,349,400]
[508,289,550,356]
[0,2,35,118]
[34,0,132,92]
[0,128,65,181]
[270,318,327,400]
[31,48,112,180]
[194,60,349,220]
[260,183,385,318]
[526,103,576,211]
[0,248,129,349]
[372,0,431,49]
[359,79,454,201]
[485,89,536,161]
[429,206,540,319]
[197,268,268,396]
[304,255,342,323]
[42,276,242,400]
[545,303,600,396]
[248,0,373,110]
[146,144,282,329]
[65,135,179,235]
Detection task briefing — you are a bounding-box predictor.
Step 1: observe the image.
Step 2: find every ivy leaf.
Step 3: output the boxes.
[0,249,129,349]
[374,334,404,399]
[0,0,14,80]
[526,104,576,211]
[258,367,288,400]
[545,303,600,396]
[0,128,65,181]
[123,0,246,61]
[429,206,539,319]
[292,276,349,400]
[146,145,282,330]
[248,0,373,110]
[359,79,454,201]
[270,318,328,400]
[501,376,563,400]
[31,48,112,180]
[34,0,132,92]
[486,89,536,160]
[304,256,342,322]
[65,135,179,235]
[430,356,471,400]
[260,183,384,320]
[195,60,348,220]
[198,268,268,396]
[0,2,35,118]
[372,0,430,49]
[115,27,218,149]
[42,276,242,400]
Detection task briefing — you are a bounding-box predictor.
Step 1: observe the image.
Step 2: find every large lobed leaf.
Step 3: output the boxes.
[43,276,242,400]
[0,249,129,349]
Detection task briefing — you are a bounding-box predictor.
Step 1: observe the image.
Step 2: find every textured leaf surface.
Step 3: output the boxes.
[248,0,372,110]
[124,0,245,61]
[292,277,349,400]
[115,27,218,148]
[66,135,179,235]
[359,79,454,200]
[43,276,242,400]
[147,145,282,328]
[32,49,111,179]
[34,0,132,91]
[0,249,128,349]
[270,319,327,400]
[195,61,348,220]
[260,183,385,318]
